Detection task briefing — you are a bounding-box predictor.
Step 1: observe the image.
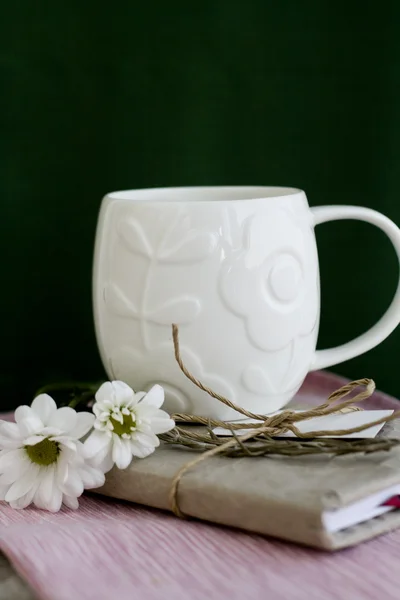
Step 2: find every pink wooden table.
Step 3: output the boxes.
[0,371,399,600]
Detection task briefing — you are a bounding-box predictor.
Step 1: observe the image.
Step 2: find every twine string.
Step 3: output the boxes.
[168,324,400,517]
[172,324,371,431]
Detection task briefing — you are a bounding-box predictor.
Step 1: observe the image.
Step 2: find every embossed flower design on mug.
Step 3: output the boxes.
[220,208,319,352]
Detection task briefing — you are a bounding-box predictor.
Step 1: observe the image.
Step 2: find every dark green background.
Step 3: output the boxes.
[1,1,400,409]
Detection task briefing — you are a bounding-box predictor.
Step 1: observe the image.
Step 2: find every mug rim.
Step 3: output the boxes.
[105,186,304,203]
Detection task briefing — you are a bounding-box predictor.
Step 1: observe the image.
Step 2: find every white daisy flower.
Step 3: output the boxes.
[83,381,175,472]
[0,394,105,512]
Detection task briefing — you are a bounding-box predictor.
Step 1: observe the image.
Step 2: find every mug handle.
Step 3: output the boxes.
[311,205,400,370]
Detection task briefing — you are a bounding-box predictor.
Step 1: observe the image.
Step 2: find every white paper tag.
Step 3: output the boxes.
[212,410,394,439]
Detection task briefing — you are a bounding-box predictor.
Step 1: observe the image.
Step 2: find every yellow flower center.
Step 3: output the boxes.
[25,438,60,466]
[110,413,136,436]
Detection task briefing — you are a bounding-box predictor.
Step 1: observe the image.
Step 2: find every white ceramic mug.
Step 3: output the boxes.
[93,186,400,419]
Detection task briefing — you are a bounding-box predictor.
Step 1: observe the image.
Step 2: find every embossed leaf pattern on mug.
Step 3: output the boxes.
[105,283,201,325]
[104,283,138,318]
[118,215,218,265]
[220,208,319,352]
[146,297,201,325]
[106,209,218,349]
[118,218,153,258]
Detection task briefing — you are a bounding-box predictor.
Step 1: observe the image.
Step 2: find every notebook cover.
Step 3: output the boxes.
[95,374,400,550]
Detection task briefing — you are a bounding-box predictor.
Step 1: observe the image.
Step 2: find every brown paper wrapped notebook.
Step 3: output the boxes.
[94,417,400,551]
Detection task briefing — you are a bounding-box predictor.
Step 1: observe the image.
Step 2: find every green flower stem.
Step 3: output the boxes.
[68,390,98,409]
[33,381,104,410]
[34,381,99,397]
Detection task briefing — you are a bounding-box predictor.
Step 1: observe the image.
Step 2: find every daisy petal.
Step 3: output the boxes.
[0,422,23,449]
[78,464,105,489]
[0,449,26,471]
[125,391,144,409]
[94,421,107,431]
[61,470,84,497]
[0,485,10,500]
[69,412,95,440]
[112,437,132,469]
[134,431,160,448]
[93,405,103,418]
[139,385,164,409]
[0,453,31,485]
[111,381,135,407]
[93,451,114,474]
[20,419,44,438]
[31,394,57,426]
[14,405,39,425]
[9,481,38,509]
[51,437,77,452]
[0,421,22,439]
[14,407,43,436]
[0,436,22,449]
[24,435,45,446]
[148,416,175,435]
[74,439,86,458]
[33,489,47,510]
[95,381,116,405]
[62,494,79,510]
[130,440,156,459]
[58,446,82,469]
[86,440,111,468]
[111,435,122,465]
[39,427,64,437]
[47,488,62,513]
[56,450,70,485]
[34,466,56,510]
[48,407,77,434]
[83,429,111,459]
[5,465,39,503]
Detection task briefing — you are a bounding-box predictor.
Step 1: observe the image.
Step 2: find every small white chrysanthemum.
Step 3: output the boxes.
[0,394,105,512]
[83,381,174,472]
